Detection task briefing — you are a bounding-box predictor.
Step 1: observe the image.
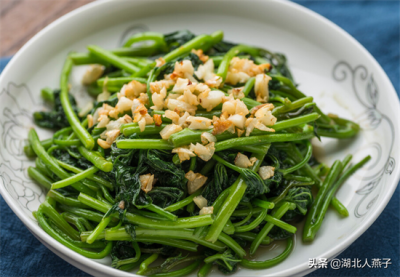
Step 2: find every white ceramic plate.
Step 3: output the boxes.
[0,0,399,276]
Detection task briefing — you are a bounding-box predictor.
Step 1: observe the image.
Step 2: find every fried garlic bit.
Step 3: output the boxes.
[140,174,155,193]
[193,195,208,209]
[82,64,104,85]
[199,206,214,215]
[185,171,208,194]
[190,142,215,162]
[172,146,196,163]
[259,166,275,180]
[234,153,258,168]
[160,124,183,140]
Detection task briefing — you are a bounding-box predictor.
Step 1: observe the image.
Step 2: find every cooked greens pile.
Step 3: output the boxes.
[26,30,370,276]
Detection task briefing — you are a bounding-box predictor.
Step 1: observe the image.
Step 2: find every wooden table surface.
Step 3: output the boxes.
[0,0,94,56]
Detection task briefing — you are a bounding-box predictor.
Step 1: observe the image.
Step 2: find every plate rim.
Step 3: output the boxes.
[0,0,399,276]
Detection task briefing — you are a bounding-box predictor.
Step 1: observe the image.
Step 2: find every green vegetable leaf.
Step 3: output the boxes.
[33,89,79,129]
[124,224,136,241]
[52,148,92,170]
[147,187,184,208]
[111,241,137,268]
[164,30,196,51]
[203,163,229,205]
[146,150,186,190]
[205,249,241,275]
[138,253,189,275]
[283,187,313,215]
[156,52,203,78]
[268,225,293,240]
[241,169,270,202]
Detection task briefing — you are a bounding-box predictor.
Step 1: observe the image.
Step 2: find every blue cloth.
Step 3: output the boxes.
[0,1,399,276]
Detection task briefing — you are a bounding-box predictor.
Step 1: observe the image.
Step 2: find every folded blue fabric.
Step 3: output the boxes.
[0,1,398,276]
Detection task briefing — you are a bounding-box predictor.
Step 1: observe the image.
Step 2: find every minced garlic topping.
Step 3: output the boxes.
[92,54,276,157]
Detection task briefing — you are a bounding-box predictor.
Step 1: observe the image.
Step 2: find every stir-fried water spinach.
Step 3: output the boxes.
[26,30,370,276]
